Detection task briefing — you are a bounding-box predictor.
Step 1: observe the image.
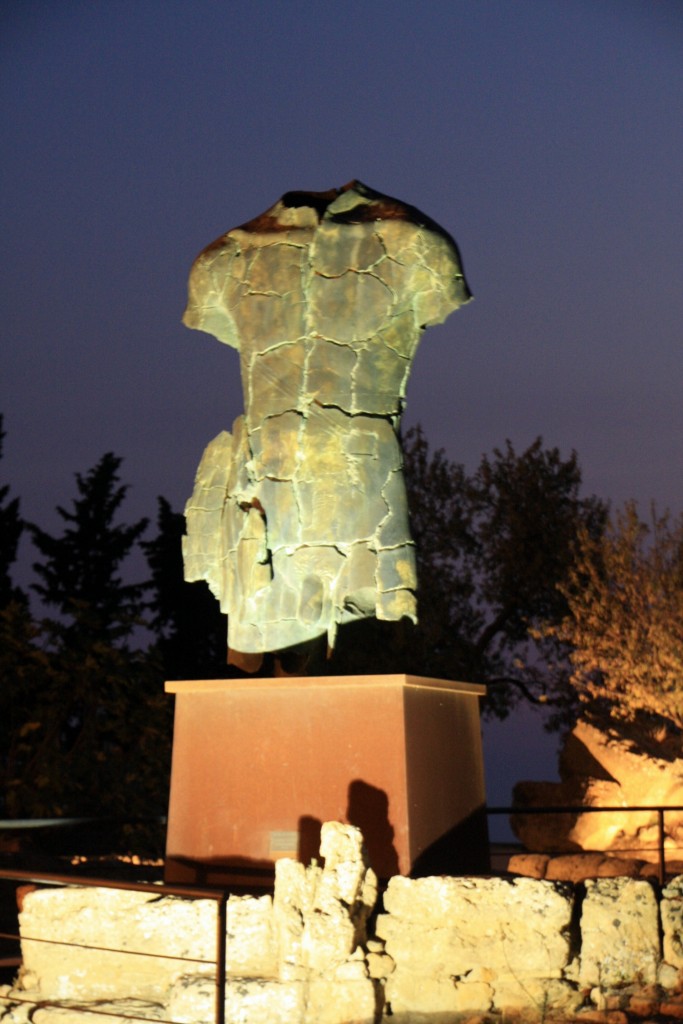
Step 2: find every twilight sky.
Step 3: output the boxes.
[2,0,682,806]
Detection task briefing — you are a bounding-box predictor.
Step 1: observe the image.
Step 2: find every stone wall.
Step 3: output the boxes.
[3,822,683,1023]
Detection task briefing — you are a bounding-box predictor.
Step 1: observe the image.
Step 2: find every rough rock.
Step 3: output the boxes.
[10,822,380,1024]
[307,818,377,965]
[508,850,660,883]
[662,876,683,970]
[168,974,305,1024]
[377,874,576,1020]
[16,887,217,999]
[377,874,573,977]
[506,852,550,879]
[0,997,167,1024]
[305,977,379,1024]
[270,821,379,1021]
[273,821,377,981]
[381,970,493,1021]
[544,853,646,882]
[578,878,660,989]
[512,718,683,862]
[491,976,582,1018]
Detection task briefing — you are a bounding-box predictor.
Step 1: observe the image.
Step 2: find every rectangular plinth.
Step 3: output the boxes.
[164,674,488,883]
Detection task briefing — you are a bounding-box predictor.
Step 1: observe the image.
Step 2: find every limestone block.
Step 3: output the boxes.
[318,821,378,927]
[377,875,573,978]
[168,974,305,1024]
[578,878,660,988]
[507,853,550,878]
[0,990,32,1024]
[661,876,683,969]
[305,977,379,1024]
[491,977,583,1018]
[182,180,471,668]
[302,905,356,977]
[384,968,492,1021]
[273,858,321,979]
[274,822,378,977]
[226,894,278,978]
[511,781,581,854]
[17,887,216,1000]
[659,962,682,989]
[366,950,394,980]
[169,973,377,1024]
[545,853,645,883]
[165,970,215,1024]
[628,990,663,1017]
[659,993,683,1019]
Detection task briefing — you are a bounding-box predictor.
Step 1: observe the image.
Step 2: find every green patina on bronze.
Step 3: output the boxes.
[182,181,471,670]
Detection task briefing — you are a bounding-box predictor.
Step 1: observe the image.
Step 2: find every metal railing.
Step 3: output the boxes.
[0,868,228,1024]
[487,803,683,885]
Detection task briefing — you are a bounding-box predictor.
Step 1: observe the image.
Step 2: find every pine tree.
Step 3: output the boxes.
[18,453,171,827]
[0,414,25,608]
[143,496,228,680]
[30,452,148,646]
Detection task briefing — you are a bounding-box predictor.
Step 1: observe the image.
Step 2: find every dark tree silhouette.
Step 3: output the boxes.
[29,452,148,646]
[4,453,171,825]
[0,414,25,608]
[143,496,228,680]
[402,426,607,717]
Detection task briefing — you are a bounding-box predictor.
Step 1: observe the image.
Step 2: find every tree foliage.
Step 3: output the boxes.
[538,502,683,737]
[401,426,607,716]
[0,603,169,822]
[1,450,170,826]
[143,496,228,680]
[0,414,25,608]
[29,452,149,647]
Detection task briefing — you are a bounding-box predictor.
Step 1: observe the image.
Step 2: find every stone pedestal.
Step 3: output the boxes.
[164,674,488,884]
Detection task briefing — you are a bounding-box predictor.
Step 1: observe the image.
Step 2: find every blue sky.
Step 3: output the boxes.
[2,0,682,805]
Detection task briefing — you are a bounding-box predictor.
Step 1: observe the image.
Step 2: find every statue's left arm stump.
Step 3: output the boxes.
[164,675,488,884]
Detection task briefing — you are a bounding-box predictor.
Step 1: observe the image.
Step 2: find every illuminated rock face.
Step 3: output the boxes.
[512,719,683,862]
[182,181,470,668]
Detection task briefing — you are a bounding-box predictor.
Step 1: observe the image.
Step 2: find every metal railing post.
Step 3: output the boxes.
[215,892,227,1024]
[658,808,666,887]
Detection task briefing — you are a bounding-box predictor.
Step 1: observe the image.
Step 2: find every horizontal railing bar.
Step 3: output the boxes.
[487,805,683,814]
[0,931,213,965]
[0,817,166,830]
[0,992,190,1024]
[0,868,223,901]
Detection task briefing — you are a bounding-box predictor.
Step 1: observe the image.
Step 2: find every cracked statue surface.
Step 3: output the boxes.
[182,181,471,671]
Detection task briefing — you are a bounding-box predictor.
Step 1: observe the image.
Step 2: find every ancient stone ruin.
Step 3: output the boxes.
[512,717,683,876]
[6,822,683,1023]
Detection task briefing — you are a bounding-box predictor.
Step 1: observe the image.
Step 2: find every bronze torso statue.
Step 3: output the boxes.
[182,181,470,670]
